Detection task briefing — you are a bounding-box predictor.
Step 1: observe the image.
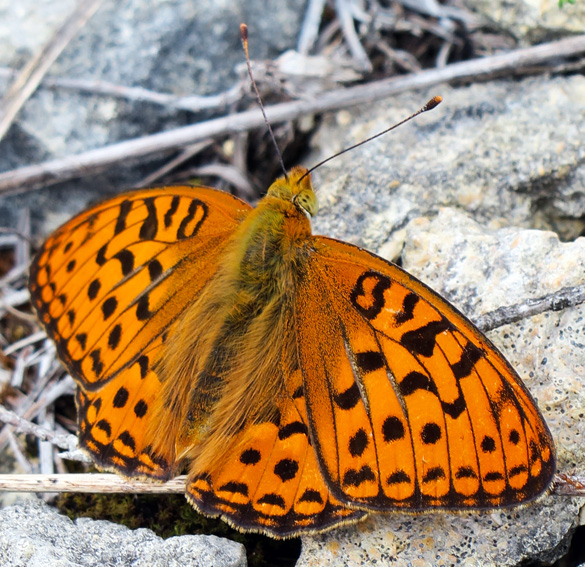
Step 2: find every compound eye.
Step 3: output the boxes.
[294,190,318,217]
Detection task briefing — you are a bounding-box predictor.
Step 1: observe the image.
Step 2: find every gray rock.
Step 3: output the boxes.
[310,75,585,250]
[298,74,585,566]
[0,0,305,157]
[0,0,306,231]
[0,499,246,567]
[462,0,585,43]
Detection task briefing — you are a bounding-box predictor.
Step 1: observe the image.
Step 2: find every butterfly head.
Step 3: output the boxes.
[267,165,318,218]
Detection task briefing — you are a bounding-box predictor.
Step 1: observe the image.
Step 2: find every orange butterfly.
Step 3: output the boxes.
[29,159,555,537]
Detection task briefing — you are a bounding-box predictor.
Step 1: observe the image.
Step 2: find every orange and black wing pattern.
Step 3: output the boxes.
[186,347,365,536]
[295,236,555,511]
[29,186,251,479]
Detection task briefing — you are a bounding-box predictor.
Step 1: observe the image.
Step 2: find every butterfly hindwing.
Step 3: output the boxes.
[75,348,173,479]
[186,366,365,537]
[296,236,555,510]
[30,186,251,477]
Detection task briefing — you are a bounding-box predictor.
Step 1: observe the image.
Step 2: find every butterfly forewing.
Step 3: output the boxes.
[296,236,555,510]
[30,186,251,477]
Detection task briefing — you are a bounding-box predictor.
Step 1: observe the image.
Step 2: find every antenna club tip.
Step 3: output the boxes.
[240,23,248,39]
[424,95,442,111]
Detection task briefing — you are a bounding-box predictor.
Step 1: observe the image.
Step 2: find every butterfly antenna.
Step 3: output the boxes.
[240,23,288,181]
[299,96,443,182]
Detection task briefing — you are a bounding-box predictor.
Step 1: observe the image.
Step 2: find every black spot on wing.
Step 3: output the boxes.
[343,465,376,487]
[451,342,483,379]
[483,472,504,482]
[177,199,207,239]
[136,294,151,321]
[257,493,286,509]
[395,292,418,325]
[95,419,111,437]
[164,196,180,228]
[113,387,129,408]
[298,489,323,504]
[334,382,361,410]
[88,279,101,300]
[382,416,405,442]
[348,428,369,457]
[420,422,442,444]
[387,470,410,485]
[90,349,103,376]
[102,297,118,320]
[355,351,385,373]
[350,271,392,320]
[278,422,308,440]
[240,449,261,465]
[148,259,163,281]
[399,371,436,396]
[422,466,445,483]
[137,355,149,378]
[134,400,148,418]
[292,386,304,399]
[481,436,496,453]
[118,431,136,451]
[115,200,132,235]
[139,198,158,240]
[96,244,108,266]
[400,318,451,357]
[455,466,477,479]
[274,459,299,482]
[529,440,539,462]
[509,465,528,478]
[220,482,248,497]
[114,250,135,276]
[108,324,121,350]
[441,394,466,419]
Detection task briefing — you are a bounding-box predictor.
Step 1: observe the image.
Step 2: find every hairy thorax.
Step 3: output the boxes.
[148,178,315,472]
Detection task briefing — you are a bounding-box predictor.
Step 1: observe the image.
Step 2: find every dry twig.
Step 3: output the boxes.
[334,0,373,71]
[0,35,584,196]
[0,67,246,113]
[476,284,585,332]
[0,472,582,496]
[0,404,77,452]
[298,0,327,54]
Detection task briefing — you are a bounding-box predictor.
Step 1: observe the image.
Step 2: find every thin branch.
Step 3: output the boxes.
[4,331,47,356]
[0,68,246,113]
[188,164,254,197]
[0,404,78,452]
[334,0,373,71]
[1,35,584,196]
[0,472,582,496]
[6,431,32,474]
[133,140,213,187]
[298,0,327,54]
[0,227,34,245]
[0,0,106,142]
[0,473,185,494]
[476,283,585,332]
